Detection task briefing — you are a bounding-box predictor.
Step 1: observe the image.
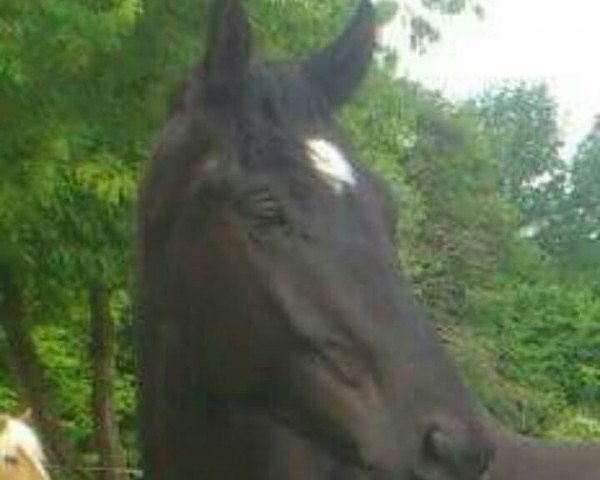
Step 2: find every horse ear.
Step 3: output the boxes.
[0,416,8,432]
[203,0,252,112]
[19,408,33,423]
[303,0,375,111]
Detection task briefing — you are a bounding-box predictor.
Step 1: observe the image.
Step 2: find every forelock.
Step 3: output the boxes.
[248,64,330,125]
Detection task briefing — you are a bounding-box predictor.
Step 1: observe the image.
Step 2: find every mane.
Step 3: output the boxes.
[0,415,49,480]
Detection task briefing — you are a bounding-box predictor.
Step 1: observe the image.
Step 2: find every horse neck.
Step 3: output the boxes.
[483,416,600,480]
[16,448,50,480]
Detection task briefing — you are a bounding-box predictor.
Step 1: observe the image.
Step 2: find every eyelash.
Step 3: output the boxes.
[241,186,289,231]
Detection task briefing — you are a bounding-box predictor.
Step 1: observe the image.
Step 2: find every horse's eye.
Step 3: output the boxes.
[241,185,289,232]
[4,454,18,466]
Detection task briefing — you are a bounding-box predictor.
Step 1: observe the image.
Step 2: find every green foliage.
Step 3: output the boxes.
[443,324,569,435]
[394,82,520,323]
[471,82,566,224]
[546,410,600,441]
[35,322,93,445]
[452,83,600,436]
[0,1,598,472]
[465,277,600,438]
[536,122,600,270]
[0,371,19,413]
[476,281,600,406]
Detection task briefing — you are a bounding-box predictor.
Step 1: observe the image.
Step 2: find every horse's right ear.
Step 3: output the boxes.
[303,0,375,111]
[0,416,8,432]
[203,0,251,113]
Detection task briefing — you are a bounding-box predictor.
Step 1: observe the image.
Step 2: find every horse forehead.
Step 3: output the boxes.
[0,420,43,460]
[304,138,356,193]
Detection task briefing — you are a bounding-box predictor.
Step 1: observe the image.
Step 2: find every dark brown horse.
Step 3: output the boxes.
[137,1,493,478]
[137,1,492,478]
[137,1,598,479]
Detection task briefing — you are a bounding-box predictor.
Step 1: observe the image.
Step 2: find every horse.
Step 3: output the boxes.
[0,413,50,480]
[137,1,494,478]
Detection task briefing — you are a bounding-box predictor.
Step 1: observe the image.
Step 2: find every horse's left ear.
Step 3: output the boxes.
[19,408,33,423]
[303,0,375,111]
[203,0,252,113]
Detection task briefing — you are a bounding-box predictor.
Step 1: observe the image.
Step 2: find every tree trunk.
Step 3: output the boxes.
[0,278,83,479]
[89,284,127,480]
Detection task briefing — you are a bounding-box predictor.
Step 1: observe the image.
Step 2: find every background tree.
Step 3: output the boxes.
[471,83,567,226]
[534,121,600,273]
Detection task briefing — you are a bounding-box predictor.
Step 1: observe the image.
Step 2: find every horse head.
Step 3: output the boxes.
[0,413,49,480]
[139,1,494,478]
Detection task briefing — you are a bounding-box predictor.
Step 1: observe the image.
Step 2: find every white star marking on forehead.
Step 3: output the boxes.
[305,138,356,193]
